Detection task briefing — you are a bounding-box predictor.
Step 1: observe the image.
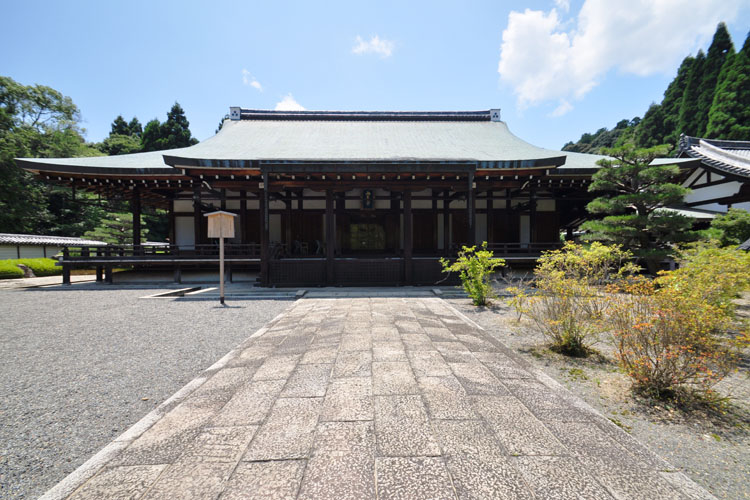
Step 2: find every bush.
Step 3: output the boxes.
[519,242,638,356]
[0,258,61,279]
[710,208,750,247]
[441,242,505,306]
[607,279,737,398]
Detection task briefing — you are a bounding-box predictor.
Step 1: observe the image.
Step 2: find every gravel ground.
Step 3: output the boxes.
[0,287,292,500]
[449,297,750,500]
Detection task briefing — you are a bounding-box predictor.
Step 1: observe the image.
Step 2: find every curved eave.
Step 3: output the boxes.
[16,159,178,177]
[164,156,567,170]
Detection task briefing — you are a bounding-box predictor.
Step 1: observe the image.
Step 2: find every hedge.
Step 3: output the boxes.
[0,258,61,279]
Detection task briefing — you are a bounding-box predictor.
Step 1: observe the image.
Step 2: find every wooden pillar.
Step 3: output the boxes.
[467,172,475,246]
[325,189,335,285]
[443,190,450,255]
[96,266,103,282]
[239,190,247,244]
[487,190,494,244]
[432,190,438,252]
[260,171,269,286]
[404,190,413,284]
[193,185,202,246]
[220,188,226,210]
[62,266,71,285]
[173,265,182,284]
[105,265,113,284]
[132,185,142,249]
[285,194,292,249]
[530,187,537,244]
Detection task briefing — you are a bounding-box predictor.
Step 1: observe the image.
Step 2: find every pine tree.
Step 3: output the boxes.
[695,23,734,137]
[677,50,706,137]
[706,32,750,140]
[128,117,142,137]
[662,55,695,144]
[581,144,699,273]
[140,103,198,152]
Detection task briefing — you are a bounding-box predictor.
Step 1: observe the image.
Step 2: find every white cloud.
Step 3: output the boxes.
[498,0,743,114]
[275,94,306,111]
[352,35,395,58]
[241,69,263,92]
[553,0,570,12]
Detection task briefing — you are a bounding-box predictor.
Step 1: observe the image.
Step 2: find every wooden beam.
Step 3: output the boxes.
[443,190,450,255]
[239,190,247,244]
[193,185,202,246]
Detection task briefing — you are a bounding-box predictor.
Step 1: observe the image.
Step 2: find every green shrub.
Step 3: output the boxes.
[440,242,505,306]
[520,242,638,356]
[0,258,61,279]
[0,261,24,279]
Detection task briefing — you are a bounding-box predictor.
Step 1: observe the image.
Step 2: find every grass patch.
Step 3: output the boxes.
[0,258,61,279]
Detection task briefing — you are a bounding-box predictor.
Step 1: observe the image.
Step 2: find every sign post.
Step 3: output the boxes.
[204,211,237,305]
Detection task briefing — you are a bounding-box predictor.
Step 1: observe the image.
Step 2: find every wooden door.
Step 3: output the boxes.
[413,212,436,253]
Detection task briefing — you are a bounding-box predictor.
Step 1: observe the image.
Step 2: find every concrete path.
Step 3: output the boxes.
[45,298,713,500]
[0,274,94,289]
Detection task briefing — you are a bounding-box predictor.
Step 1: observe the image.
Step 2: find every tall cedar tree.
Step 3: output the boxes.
[634,104,665,148]
[695,23,734,137]
[706,32,750,139]
[141,102,198,152]
[581,145,698,273]
[677,50,706,137]
[661,55,695,145]
[0,76,104,234]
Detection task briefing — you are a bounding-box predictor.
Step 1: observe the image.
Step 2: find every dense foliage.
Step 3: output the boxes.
[710,208,750,246]
[564,25,750,153]
[440,242,505,306]
[0,258,61,279]
[581,145,699,273]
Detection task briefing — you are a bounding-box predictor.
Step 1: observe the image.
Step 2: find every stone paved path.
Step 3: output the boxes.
[49,298,713,500]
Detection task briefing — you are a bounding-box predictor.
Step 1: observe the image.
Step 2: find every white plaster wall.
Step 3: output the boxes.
[0,245,53,259]
[270,200,285,210]
[175,217,195,247]
[412,200,432,209]
[174,199,193,212]
[226,200,240,210]
[685,181,743,204]
[537,199,555,212]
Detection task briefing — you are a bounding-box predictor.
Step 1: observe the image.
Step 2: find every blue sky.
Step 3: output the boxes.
[2,0,749,150]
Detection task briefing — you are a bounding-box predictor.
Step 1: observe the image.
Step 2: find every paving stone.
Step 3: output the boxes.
[434,341,476,363]
[253,354,302,381]
[210,379,285,426]
[577,457,687,500]
[320,377,373,421]
[422,326,458,342]
[300,422,376,499]
[402,334,435,352]
[221,460,306,500]
[545,421,636,459]
[176,425,257,463]
[513,456,616,500]
[418,376,477,420]
[243,397,323,460]
[333,350,372,378]
[300,343,339,364]
[471,396,567,456]
[373,395,440,457]
[455,333,500,352]
[69,465,167,500]
[281,363,331,397]
[275,335,315,355]
[394,320,423,334]
[503,379,593,422]
[375,457,454,500]
[142,462,232,500]
[408,350,452,377]
[372,361,418,395]
[373,341,408,362]
[340,334,372,351]
[449,362,509,395]
[229,343,276,366]
[189,366,258,400]
[371,326,400,341]
[113,395,224,465]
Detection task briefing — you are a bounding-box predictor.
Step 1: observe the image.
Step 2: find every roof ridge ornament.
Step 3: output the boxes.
[490,109,501,122]
[229,107,241,120]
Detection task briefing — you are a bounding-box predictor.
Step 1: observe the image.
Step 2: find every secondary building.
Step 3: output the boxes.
[18,108,605,286]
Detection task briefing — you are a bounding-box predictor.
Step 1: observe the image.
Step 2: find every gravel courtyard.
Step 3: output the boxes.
[0,286,291,500]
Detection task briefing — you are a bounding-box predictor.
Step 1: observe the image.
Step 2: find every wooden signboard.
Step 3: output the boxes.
[204,211,237,304]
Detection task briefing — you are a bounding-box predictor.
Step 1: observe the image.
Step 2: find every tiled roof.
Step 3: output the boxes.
[17,109,607,174]
[678,135,750,180]
[0,234,107,246]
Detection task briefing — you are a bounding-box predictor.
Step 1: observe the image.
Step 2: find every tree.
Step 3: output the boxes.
[128,117,142,137]
[83,212,147,245]
[662,55,695,145]
[110,115,130,136]
[0,76,102,234]
[677,50,706,137]
[634,104,665,148]
[141,102,198,152]
[97,134,142,156]
[706,32,750,140]
[710,208,750,246]
[695,23,734,138]
[581,144,699,273]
